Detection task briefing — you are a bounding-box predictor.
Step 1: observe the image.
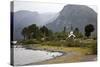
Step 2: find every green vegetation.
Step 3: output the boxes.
[74,28,83,38]
[20,39,40,44]
[85,24,95,38]
[21,24,41,39]
[41,39,80,47]
[20,23,97,55]
[21,24,53,41]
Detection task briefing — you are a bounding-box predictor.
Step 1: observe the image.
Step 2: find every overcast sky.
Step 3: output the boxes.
[14,0,97,13]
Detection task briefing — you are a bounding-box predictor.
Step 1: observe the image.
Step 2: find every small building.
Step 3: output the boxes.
[68,31,76,38]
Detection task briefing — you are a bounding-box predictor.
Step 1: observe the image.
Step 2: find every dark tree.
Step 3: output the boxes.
[74,28,79,38]
[22,24,53,40]
[40,26,49,37]
[28,24,39,39]
[21,27,30,39]
[21,27,27,40]
[74,28,79,33]
[74,28,83,38]
[85,24,94,38]
[22,24,40,39]
[63,26,66,33]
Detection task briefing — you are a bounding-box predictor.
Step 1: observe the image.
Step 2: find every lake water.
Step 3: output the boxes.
[14,46,63,66]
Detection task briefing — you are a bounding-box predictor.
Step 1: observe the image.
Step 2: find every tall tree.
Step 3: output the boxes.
[21,27,27,40]
[28,24,39,39]
[74,28,83,38]
[74,28,79,38]
[63,26,66,33]
[40,26,49,37]
[85,24,94,38]
[74,28,79,33]
[21,24,39,39]
[21,27,30,40]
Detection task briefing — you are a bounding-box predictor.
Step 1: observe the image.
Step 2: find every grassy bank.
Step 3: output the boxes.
[19,39,97,55]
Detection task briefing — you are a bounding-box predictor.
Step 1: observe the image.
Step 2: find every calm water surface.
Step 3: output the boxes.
[14,46,63,65]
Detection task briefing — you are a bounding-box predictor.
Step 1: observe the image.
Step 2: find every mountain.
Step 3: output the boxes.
[12,4,97,40]
[13,11,39,40]
[46,4,97,34]
[39,13,59,26]
[12,10,58,40]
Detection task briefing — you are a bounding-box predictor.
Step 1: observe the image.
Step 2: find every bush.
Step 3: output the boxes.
[41,39,97,55]
[82,42,97,54]
[91,43,97,54]
[21,39,40,45]
[41,39,82,47]
[65,39,81,47]
[87,43,97,54]
[41,41,62,46]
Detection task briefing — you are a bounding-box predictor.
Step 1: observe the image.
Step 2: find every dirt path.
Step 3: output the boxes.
[80,55,97,61]
[24,51,97,66]
[35,53,97,65]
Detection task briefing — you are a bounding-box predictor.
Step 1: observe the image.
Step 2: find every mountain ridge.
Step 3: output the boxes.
[46,4,97,34]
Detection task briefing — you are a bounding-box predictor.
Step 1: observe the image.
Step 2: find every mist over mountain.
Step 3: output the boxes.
[39,13,59,25]
[12,4,97,40]
[12,10,58,40]
[46,4,97,34]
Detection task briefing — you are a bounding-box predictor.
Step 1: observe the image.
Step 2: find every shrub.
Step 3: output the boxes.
[41,39,82,47]
[87,42,97,54]
[65,39,81,47]
[41,41,62,46]
[21,39,40,45]
[82,42,97,54]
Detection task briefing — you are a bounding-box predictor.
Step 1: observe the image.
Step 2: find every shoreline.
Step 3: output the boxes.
[14,45,97,66]
[26,45,97,65]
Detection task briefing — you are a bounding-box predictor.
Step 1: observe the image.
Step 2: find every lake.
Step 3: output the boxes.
[13,46,63,66]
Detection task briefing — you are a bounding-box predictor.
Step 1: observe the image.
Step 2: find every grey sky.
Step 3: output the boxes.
[14,1,97,13]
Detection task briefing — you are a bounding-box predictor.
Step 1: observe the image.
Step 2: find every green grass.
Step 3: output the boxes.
[40,39,97,55]
[20,39,41,45]
[20,38,97,55]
